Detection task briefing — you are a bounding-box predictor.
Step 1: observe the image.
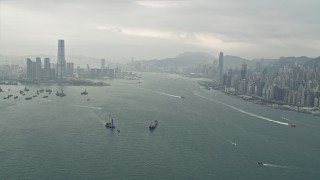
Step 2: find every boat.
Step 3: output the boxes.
[39,88,44,93]
[46,88,52,93]
[257,162,263,165]
[24,86,29,91]
[3,97,8,99]
[25,97,32,100]
[149,120,158,129]
[105,116,115,128]
[81,89,88,95]
[14,96,18,99]
[33,95,37,98]
[20,90,23,94]
[180,96,185,99]
[43,96,48,98]
[117,130,120,133]
[0,87,3,92]
[56,90,66,97]
[288,123,296,127]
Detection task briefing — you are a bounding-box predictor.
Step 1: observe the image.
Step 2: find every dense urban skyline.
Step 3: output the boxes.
[1,0,320,60]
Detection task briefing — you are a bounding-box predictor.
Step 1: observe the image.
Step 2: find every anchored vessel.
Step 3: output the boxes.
[81,89,88,95]
[149,120,158,129]
[105,116,115,128]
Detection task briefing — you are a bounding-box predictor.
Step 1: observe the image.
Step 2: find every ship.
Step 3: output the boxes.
[24,86,29,92]
[46,88,52,93]
[56,90,66,97]
[149,120,158,129]
[288,123,296,127]
[81,89,88,95]
[105,115,115,128]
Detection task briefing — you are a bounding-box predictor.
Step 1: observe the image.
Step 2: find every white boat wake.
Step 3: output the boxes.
[72,104,103,110]
[194,93,289,126]
[262,163,290,168]
[140,87,182,98]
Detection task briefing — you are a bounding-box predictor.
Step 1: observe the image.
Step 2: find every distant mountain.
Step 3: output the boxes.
[149,52,215,67]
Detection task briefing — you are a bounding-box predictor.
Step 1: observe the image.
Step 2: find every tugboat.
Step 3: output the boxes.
[105,115,115,128]
[81,89,88,95]
[149,120,158,129]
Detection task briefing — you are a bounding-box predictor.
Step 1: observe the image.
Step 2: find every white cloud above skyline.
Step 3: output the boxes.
[0,0,320,61]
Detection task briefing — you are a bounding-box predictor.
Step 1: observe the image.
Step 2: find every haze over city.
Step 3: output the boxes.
[1,0,320,60]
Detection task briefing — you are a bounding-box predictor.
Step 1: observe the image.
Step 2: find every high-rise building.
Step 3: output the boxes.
[44,58,50,79]
[66,62,74,77]
[241,62,247,80]
[57,39,66,78]
[26,58,33,79]
[101,59,105,70]
[36,57,42,79]
[219,52,223,85]
[31,61,36,80]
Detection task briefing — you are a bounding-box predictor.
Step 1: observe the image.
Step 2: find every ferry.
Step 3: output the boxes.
[149,120,158,129]
[105,116,115,128]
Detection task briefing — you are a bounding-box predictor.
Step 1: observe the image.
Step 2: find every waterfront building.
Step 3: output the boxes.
[57,39,66,78]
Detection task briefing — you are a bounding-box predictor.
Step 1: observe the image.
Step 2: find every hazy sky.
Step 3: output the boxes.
[0,0,320,60]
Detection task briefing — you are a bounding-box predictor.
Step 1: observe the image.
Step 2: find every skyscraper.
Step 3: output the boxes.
[66,62,74,77]
[241,62,247,80]
[44,58,50,79]
[219,52,223,85]
[26,58,33,79]
[36,57,42,79]
[57,39,66,78]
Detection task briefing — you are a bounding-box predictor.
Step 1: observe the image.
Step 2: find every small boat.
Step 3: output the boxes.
[14,96,18,99]
[46,88,52,93]
[81,89,88,95]
[288,123,296,127]
[43,96,48,98]
[257,162,263,165]
[149,120,158,129]
[3,97,8,99]
[87,99,90,101]
[117,130,120,133]
[33,95,37,98]
[180,96,185,99]
[105,116,115,128]
[24,86,29,91]
[20,90,23,94]
[25,97,32,100]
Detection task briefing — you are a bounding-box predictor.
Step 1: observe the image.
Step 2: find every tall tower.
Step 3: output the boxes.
[57,40,66,78]
[36,57,42,79]
[44,58,50,79]
[219,52,224,85]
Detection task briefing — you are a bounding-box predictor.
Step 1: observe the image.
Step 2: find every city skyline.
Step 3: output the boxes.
[1,0,320,60]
